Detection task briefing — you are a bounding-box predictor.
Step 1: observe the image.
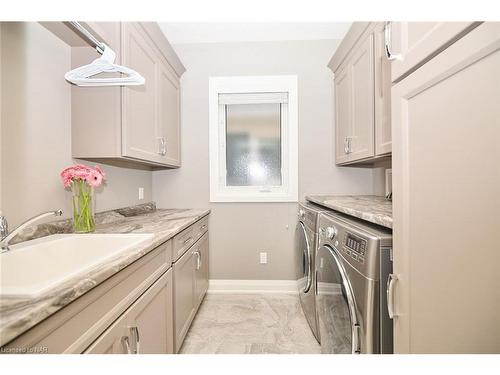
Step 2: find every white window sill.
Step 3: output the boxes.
[210,193,298,203]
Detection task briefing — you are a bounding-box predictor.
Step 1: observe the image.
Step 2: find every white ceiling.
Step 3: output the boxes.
[158,22,351,44]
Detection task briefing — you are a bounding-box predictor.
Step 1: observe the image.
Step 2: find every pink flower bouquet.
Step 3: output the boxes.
[60,164,106,233]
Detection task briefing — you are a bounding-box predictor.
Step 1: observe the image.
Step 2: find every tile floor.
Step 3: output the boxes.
[180,293,321,354]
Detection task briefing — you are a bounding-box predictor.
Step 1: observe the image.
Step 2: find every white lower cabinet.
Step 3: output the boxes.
[173,232,209,353]
[85,269,174,354]
[1,216,210,354]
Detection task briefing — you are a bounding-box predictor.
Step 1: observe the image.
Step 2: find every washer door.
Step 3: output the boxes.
[316,245,361,354]
[294,222,312,293]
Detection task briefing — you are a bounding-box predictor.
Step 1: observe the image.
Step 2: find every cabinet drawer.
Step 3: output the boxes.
[3,240,172,353]
[172,216,209,262]
[195,216,209,239]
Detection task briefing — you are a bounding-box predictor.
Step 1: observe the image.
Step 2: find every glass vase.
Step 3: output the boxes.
[71,179,95,233]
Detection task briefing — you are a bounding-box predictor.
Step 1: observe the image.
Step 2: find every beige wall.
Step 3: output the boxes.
[0,22,152,227]
[152,40,383,280]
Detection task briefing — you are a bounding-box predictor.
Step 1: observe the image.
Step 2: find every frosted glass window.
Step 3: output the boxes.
[225,103,282,187]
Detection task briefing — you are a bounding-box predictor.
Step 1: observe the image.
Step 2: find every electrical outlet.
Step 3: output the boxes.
[138,187,144,200]
[260,252,268,264]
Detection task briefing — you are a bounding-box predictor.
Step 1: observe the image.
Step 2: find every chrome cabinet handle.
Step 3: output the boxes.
[162,137,167,156]
[193,250,201,270]
[183,237,193,245]
[121,326,140,354]
[157,137,167,156]
[384,22,402,61]
[344,137,353,154]
[386,273,398,319]
[130,326,140,354]
[122,335,132,354]
[200,224,207,231]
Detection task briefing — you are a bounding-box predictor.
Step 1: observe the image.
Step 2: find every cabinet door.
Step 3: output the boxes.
[157,60,181,167]
[374,24,392,156]
[349,33,375,161]
[390,22,477,82]
[194,233,209,308]
[121,22,161,163]
[334,63,351,164]
[85,269,173,354]
[392,23,500,353]
[173,248,196,353]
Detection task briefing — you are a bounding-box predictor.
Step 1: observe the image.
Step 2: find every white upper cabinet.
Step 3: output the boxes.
[329,22,391,165]
[387,22,478,82]
[70,22,185,169]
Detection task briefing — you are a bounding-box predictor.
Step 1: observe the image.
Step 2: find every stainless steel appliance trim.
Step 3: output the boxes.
[297,221,312,293]
[323,245,361,354]
[386,273,397,319]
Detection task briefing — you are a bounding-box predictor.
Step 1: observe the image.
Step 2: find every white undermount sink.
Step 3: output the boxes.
[0,233,154,297]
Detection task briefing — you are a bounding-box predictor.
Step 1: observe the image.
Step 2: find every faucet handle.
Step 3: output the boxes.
[0,216,8,239]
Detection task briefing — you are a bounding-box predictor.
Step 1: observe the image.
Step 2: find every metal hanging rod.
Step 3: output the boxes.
[68,21,106,54]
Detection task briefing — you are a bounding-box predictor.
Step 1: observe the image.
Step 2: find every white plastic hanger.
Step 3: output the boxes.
[65,43,145,87]
[64,22,144,87]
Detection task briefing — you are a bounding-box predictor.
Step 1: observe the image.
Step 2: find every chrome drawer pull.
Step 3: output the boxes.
[183,237,193,245]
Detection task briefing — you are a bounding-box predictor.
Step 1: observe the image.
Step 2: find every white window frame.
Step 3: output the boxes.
[209,75,298,203]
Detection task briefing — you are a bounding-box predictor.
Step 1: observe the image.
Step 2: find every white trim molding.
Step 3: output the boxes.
[209,75,299,203]
[208,279,299,294]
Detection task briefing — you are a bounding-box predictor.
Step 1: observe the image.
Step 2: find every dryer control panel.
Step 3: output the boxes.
[318,212,392,280]
[343,232,367,263]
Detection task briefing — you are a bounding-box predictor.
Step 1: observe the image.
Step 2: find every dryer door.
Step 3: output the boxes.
[316,245,361,354]
[294,222,312,293]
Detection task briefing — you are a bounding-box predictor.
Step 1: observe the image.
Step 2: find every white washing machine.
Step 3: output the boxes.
[316,211,393,354]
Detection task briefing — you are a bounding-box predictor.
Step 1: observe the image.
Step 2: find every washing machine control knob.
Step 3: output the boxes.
[298,209,305,219]
[325,226,337,240]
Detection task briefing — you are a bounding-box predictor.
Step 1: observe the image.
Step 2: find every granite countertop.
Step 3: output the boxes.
[306,195,392,229]
[0,203,210,347]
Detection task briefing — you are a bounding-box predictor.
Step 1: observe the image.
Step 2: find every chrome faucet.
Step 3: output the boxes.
[0,210,63,252]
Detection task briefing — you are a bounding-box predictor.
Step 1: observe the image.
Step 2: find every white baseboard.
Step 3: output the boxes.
[208,279,299,294]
